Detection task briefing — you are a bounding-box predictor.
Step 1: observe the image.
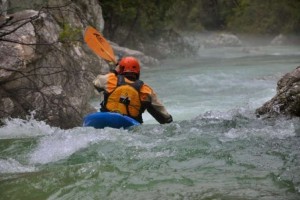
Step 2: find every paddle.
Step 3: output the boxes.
[84,26,117,64]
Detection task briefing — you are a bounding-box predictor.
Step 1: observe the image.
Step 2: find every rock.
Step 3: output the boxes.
[0,7,101,129]
[0,97,14,116]
[0,10,37,82]
[256,66,300,118]
[270,34,289,46]
[270,34,300,46]
[0,0,8,17]
[204,33,242,48]
[111,42,159,66]
[143,29,194,59]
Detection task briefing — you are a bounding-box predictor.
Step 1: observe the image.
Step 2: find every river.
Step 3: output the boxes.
[1,42,300,199]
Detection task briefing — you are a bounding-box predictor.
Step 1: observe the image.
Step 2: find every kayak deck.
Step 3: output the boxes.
[83,112,140,129]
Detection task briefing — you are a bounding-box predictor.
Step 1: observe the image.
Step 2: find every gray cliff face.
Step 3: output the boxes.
[0,1,105,128]
[256,66,300,118]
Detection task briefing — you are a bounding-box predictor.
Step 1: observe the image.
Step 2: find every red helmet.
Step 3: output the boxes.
[118,57,140,75]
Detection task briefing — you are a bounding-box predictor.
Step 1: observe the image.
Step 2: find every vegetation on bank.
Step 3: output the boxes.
[100,0,300,43]
[3,0,300,56]
[5,1,300,39]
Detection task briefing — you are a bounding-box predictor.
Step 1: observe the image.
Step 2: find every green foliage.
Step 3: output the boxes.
[228,0,300,34]
[101,0,177,41]
[167,0,204,31]
[100,0,300,46]
[58,23,82,43]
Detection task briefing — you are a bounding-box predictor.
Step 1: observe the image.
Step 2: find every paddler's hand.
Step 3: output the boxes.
[108,61,116,72]
[112,63,121,75]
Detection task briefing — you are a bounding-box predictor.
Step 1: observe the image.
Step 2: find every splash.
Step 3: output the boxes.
[0,112,57,139]
[0,158,36,174]
[28,127,127,165]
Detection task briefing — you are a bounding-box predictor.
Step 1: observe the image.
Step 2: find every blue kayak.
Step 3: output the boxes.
[83,112,140,129]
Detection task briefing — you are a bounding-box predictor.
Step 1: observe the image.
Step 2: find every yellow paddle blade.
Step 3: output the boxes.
[84,26,116,63]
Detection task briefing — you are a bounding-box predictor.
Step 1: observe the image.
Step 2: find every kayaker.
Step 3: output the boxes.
[93,56,173,124]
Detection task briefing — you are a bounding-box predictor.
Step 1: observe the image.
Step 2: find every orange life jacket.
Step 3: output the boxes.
[101,75,144,121]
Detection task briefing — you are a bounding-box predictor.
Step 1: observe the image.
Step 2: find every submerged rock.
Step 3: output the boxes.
[256,66,300,118]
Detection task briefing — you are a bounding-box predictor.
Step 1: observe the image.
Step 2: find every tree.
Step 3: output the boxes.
[227,0,300,34]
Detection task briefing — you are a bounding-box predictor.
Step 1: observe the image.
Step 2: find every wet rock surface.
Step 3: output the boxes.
[256,66,300,118]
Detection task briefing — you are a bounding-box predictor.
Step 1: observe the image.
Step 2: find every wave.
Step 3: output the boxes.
[0,109,298,168]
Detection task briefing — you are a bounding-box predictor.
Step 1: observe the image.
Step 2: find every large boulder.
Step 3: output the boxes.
[0,8,101,128]
[256,66,300,118]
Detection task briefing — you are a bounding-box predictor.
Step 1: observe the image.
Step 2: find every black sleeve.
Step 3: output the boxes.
[94,85,104,93]
[147,105,173,124]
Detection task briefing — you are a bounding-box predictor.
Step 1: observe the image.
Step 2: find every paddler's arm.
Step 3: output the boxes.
[146,91,173,124]
[93,62,120,93]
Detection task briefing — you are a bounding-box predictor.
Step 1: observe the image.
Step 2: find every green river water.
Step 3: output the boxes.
[1,45,300,200]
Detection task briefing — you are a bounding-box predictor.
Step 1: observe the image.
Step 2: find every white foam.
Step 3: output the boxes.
[0,115,57,139]
[222,118,296,141]
[28,127,122,164]
[0,158,36,174]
